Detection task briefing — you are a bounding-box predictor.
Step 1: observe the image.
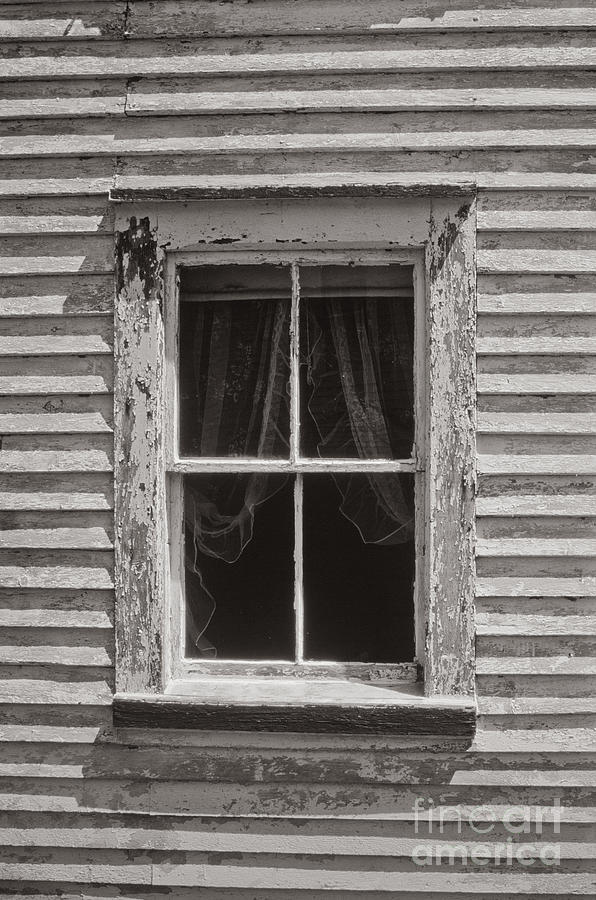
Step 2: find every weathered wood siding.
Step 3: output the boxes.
[0,0,595,894]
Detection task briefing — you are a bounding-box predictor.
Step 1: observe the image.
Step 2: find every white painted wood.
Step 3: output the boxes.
[0,643,111,667]
[0,608,112,629]
[0,96,125,119]
[476,657,596,675]
[6,129,596,158]
[0,451,112,473]
[5,47,596,79]
[477,614,596,636]
[171,457,416,473]
[477,538,596,557]
[181,660,417,681]
[294,475,304,664]
[478,293,596,315]
[0,177,112,197]
[476,496,596,516]
[163,242,425,682]
[478,374,596,394]
[478,413,596,434]
[114,172,596,197]
[0,293,112,317]
[0,413,112,434]
[0,216,105,235]
[0,565,113,590]
[477,576,596,597]
[163,679,471,707]
[127,88,596,116]
[477,336,596,355]
[479,250,596,274]
[0,527,112,550]
[1,824,593,857]
[478,211,596,232]
[478,455,596,475]
[289,262,300,465]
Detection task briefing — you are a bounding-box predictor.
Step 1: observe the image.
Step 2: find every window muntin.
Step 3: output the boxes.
[172,255,420,668]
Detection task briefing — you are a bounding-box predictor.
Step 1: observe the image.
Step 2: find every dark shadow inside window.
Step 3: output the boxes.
[185,474,295,660]
[303,474,415,663]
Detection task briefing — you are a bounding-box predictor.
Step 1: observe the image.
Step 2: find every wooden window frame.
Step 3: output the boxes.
[167,247,423,683]
[110,180,477,736]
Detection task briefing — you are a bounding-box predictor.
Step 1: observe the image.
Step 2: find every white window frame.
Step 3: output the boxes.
[165,247,426,684]
[111,182,477,735]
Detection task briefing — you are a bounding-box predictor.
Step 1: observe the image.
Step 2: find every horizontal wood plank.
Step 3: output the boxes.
[478,374,596,394]
[0,527,112,550]
[0,451,112,473]
[0,178,112,198]
[478,210,596,232]
[477,576,596,597]
[478,292,596,314]
[478,455,596,474]
[126,3,596,38]
[6,129,596,158]
[0,376,112,395]
[126,87,596,116]
[476,496,596,516]
[478,413,596,434]
[476,656,596,675]
[0,216,107,235]
[0,565,113,590]
[0,413,112,434]
[477,614,596,636]
[3,47,596,80]
[0,4,126,42]
[477,538,596,557]
[0,335,112,357]
[479,249,596,273]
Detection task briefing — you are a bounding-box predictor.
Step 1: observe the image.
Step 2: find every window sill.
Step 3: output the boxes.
[113,679,476,737]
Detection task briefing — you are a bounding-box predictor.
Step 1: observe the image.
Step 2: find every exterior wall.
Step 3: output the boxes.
[0,0,595,894]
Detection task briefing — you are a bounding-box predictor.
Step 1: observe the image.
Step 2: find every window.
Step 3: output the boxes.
[112,184,476,735]
[174,258,419,669]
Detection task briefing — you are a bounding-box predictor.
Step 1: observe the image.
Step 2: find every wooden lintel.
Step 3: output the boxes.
[109,175,477,204]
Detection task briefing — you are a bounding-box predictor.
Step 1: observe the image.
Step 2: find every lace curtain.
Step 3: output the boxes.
[184,287,415,652]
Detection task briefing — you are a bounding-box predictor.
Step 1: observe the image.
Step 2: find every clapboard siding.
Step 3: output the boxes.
[0,1,595,896]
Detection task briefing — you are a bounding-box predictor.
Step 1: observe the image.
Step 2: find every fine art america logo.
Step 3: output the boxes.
[411,798,561,867]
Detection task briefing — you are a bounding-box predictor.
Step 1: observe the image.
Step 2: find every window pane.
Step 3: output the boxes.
[300,265,414,459]
[184,473,295,660]
[303,474,415,663]
[179,265,291,458]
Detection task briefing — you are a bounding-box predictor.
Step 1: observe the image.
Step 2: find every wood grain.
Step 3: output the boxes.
[113,695,476,736]
[113,216,166,694]
[423,198,476,697]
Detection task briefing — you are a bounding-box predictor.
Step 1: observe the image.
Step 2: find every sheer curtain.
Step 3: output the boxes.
[184,297,290,652]
[183,274,415,654]
[305,295,415,546]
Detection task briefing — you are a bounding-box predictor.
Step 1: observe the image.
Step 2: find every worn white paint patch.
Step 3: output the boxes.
[114,216,166,694]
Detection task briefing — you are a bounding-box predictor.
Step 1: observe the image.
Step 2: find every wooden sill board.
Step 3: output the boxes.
[113,682,476,736]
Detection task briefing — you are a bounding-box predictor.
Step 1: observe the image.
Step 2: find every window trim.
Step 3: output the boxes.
[111,186,476,735]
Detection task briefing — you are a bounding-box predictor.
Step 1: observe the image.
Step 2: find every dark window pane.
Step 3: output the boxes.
[300,265,414,459]
[184,474,294,660]
[179,265,291,457]
[303,474,415,663]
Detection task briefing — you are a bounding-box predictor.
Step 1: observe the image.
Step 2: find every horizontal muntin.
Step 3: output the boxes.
[171,457,417,473]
